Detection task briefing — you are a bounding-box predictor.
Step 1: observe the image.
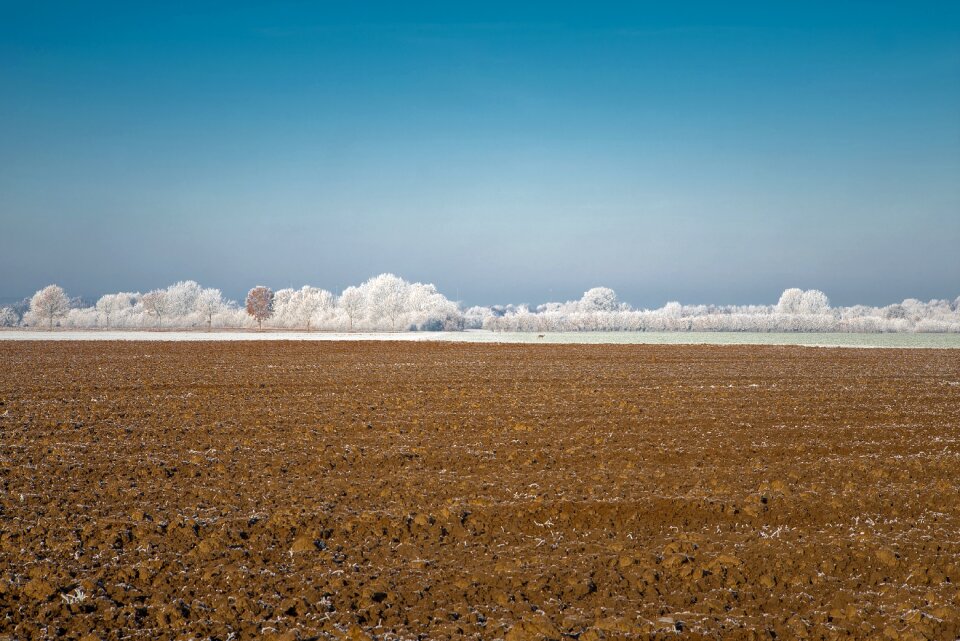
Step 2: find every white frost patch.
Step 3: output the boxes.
[1,329,959,348]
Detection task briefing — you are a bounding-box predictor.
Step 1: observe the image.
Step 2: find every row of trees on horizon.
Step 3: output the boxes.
[2,275,959,333]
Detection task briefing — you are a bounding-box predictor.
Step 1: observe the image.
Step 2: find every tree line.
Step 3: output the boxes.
[3,279,959,333]
[4,274,462,332]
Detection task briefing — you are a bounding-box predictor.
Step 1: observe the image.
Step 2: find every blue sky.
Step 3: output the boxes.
[1,1,958,307]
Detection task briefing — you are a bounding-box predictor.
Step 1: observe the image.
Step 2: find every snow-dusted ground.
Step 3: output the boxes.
[1,329,959,348]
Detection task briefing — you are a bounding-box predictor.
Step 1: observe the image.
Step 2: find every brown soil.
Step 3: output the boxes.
[1,342,958,640]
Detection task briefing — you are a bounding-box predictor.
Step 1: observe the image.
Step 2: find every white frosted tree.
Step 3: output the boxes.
[463,306,492,329]
[294,286,334,331]
[196,288,225,330]
[96,292,135,328]
[165,280,203,320]
[95,295,114,327]
[29,285,70,329]
[272,288,305,329]
[900,298,925,321]
[882,303,907,320]
[0,307,19,327]
[364,273,408,330]
[268,286,334,330]
[777,288,830,315]
[338,286,365,331]
[95,294,116,327]
[579,287,620,312]
[272,288,296,322]
[141,289,170,328]
[661,301,683,318]
[798,289,830,314]
[115,293,138,327]
[776,288,805,314]
[407,282,461,330]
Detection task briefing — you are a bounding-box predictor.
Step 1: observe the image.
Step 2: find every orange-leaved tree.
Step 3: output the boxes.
[245,286,274,330]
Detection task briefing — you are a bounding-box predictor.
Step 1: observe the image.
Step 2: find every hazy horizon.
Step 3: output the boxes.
[2,2,958,308]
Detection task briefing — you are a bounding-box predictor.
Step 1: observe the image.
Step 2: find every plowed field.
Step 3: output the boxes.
[1,342,958,640]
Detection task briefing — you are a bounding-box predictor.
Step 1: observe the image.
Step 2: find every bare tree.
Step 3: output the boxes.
[246,286,274,330]
[141,290,169,328]
[29,285,70,329]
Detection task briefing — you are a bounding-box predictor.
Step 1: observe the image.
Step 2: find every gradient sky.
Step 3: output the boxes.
[1,1,958,308]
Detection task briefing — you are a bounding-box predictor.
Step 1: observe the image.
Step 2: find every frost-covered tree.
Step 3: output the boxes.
[29,285,70,329]
[95,294,115,328]
[882,304,907,320]
[0,306,19,327]
[579,287,620,312]
[776,288,805,314]
[661,301,683,318]
[799,289,830,314]
[338,286,365,331]
[141,290,170,328]
[165,280,203,318]
[295,286,334,331]
[246,286,274,330]
[463,306,492,329]
[196,288,225,330]
[272,288,296,325]
[364,273,408,330]
[775,288,830,315]
[96,292,136,328]
[272,285,348,332]
[406,282,461,330]
[272,288,294,326]
[269,286,334,330]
